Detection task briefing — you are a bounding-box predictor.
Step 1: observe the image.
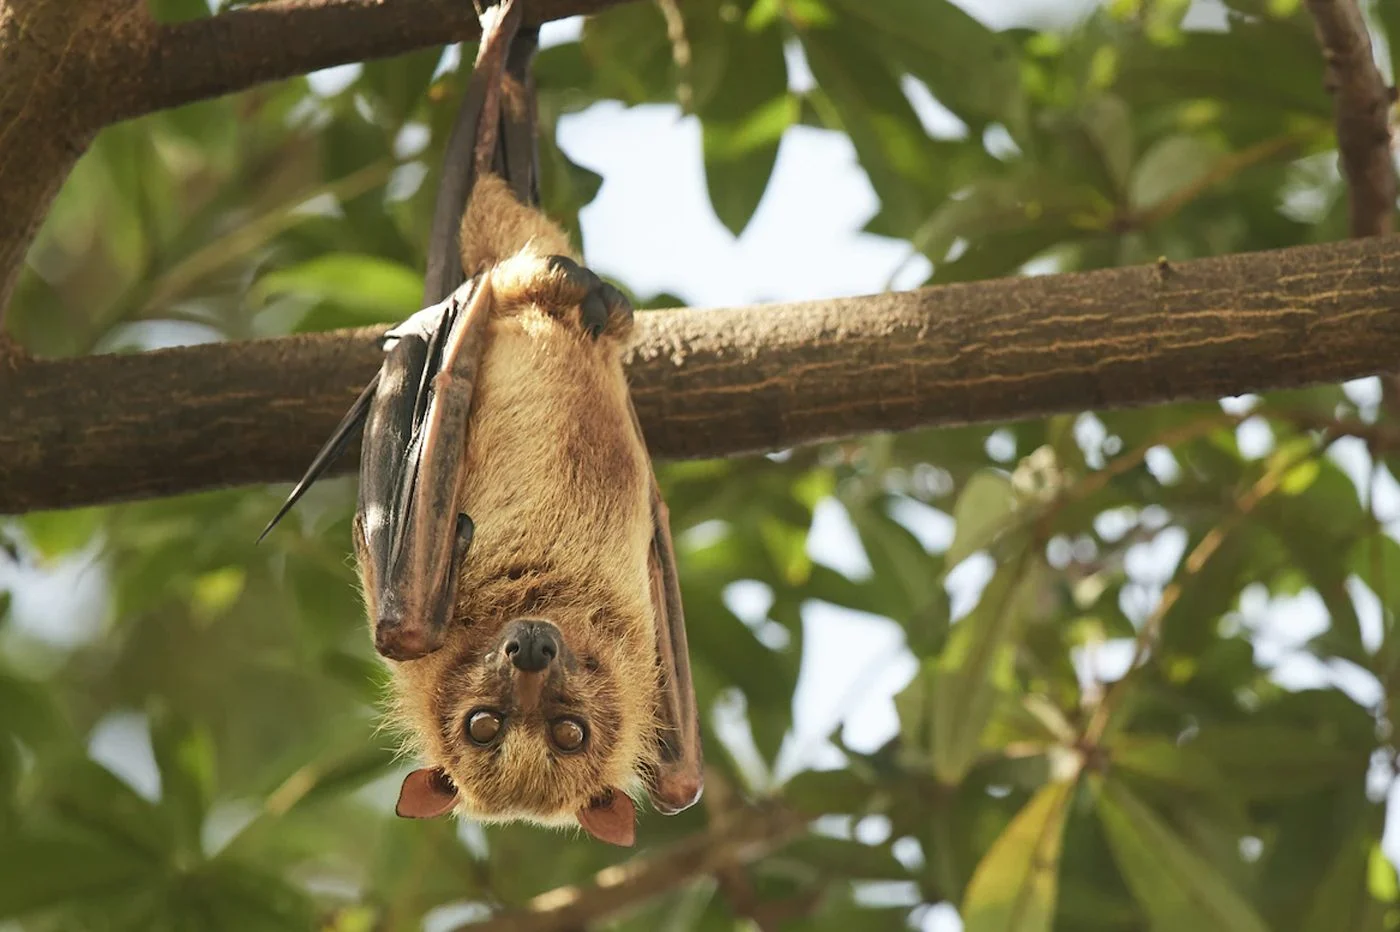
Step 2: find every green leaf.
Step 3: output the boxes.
[827,0,1023,130]
[783,768,877,816]
[254,254,422,326]
[1187,724,1362,799]
[1097,777,1270,932]
[36,754,174,861]
[848,498,946,626]
[1299,828,1386,932]
[900,545,1042,783]
[697,19,791,235]
[1109,734,1232,799]
[962,780,1075,932]
[148,700,216,857]
[0,830,151,919]
[21,507,105,559]
[947,470,1018,566]
[580,3,676,105]
[801,24,939,234]
[1129,134,1223,213]
[1078,95,1134,195]
[788,834,911,880]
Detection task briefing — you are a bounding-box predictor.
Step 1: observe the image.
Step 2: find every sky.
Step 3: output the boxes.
[6,1,1400,929]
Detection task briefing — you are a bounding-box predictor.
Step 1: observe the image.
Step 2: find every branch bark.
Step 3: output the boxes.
[0,0,626,322]
[461,804,806,932]
[1305,0,1396,237]
[96,0,629,123]
[6,235,1400,514]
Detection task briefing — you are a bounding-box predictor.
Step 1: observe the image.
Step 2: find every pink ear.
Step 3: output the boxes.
[395,767,459,819]
[576,789,636,847]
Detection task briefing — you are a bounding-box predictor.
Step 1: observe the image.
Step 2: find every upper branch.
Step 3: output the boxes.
[1305,0,1397,236]
[6,234,1400,514]
[0,0,629,325]
[95,0,629,123]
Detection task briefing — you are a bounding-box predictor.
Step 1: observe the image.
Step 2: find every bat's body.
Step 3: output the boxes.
[265,0,701,846]
[381,175,666,829]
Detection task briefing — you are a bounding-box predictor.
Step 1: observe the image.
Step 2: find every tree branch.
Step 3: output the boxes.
[461,804,807,932]
[96,0,629,124]
[0,0,628,323]
[1305,0,1396,236]
[6,235,1400,514]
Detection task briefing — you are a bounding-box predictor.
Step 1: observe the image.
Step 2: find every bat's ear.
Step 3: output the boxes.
[576,788,636,847]
[396,767,459,819]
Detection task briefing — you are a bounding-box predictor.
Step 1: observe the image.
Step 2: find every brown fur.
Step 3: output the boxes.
[358,173,661,826]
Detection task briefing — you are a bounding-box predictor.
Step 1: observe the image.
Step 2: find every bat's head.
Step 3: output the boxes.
[388,604,670,847]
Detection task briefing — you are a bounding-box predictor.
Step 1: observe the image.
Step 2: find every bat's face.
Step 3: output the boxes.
[385,603,661,846]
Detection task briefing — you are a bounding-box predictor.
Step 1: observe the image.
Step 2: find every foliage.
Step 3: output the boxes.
[4,0,1400,928]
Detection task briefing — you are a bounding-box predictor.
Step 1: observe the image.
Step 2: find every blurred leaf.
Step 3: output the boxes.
[20,507,105,559]
[255,254,422,327]
[801,23,939,233]
[149,700,216,856]
[0,830,152,920]
[962,780,1074,932]
[899,545,1043,783]
[828,0,1024,130]
[1097,777,1270,932]
[36,755,175,860]
[1129,134,1223,213]
[698,19,791,235]
[947,470,1018,566]
[784,768,878,816]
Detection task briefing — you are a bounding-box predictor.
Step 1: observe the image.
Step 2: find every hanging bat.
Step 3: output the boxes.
[261,0,702,846]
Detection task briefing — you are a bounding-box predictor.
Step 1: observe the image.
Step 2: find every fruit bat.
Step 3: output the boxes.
[261,0,702,846]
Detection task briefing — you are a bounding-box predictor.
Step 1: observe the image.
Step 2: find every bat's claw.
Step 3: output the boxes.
[542,255,633,340]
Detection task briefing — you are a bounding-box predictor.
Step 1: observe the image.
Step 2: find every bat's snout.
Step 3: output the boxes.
[503,619,561,672]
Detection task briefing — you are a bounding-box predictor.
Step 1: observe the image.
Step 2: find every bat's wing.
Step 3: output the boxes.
[263,0,532,663]
[360,278,493,660]
[631,402,705,815]
[257,373,378,544]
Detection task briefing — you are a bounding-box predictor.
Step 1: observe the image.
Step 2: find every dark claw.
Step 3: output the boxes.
[599,283,634,324]
[545,255,594,290]
[544,255,630,340]
[581,291,608,338]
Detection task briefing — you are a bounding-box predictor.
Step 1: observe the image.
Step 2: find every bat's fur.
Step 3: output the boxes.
[359,173,663,825]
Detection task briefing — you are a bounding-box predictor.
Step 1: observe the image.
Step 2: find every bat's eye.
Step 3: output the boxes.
[550,718,587,753]
[467,710,504,746]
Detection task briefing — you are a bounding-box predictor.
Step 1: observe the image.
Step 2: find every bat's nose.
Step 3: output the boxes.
[504,619,561,672]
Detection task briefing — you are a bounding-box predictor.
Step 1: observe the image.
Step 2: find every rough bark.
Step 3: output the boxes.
[0,0,141,316]
[96,0,629,123]
[0,0,625,325]
[6,235,1400,514]
[1304,0,1396,237]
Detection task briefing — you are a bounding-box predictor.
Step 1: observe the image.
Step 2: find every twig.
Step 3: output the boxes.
[455,804,807,932]
[1304,0,1397,236]
[1082,443,1319,744]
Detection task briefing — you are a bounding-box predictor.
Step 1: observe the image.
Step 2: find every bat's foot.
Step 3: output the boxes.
[542,256,633,340]
[490,252,633,339]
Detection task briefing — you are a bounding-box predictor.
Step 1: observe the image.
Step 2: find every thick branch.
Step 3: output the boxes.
[96,0,628,123]
[1305,0,1396,236]
[6,236,1400,514]
[0,0,627,325]
[463,805,806,932]
[0,0,131,316]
